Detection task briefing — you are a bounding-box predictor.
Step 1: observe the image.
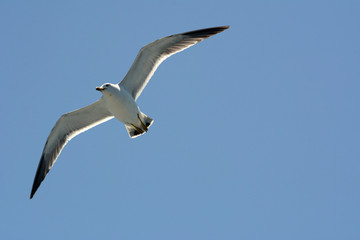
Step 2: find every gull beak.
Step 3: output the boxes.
[96,87,104,91]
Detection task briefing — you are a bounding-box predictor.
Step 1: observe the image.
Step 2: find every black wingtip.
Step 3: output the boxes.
[30,184,38,199]
[30,154,46,199]
[183,26,230,39]
[30,175,40,199]
[30,181,39,199]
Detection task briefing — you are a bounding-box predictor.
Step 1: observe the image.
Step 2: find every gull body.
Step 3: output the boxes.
[101,84,138,124]
[97,83,153,136]
[30,26,230,199]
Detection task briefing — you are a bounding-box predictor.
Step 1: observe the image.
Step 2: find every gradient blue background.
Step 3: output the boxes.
[1,1,359,239]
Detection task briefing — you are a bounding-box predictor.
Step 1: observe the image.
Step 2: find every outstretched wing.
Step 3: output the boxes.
[30,99,113,199]
[119,26,229,100]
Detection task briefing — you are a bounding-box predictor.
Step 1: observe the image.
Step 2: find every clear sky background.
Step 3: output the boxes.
[1,1,359,239]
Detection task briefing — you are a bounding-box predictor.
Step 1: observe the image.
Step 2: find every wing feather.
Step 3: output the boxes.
[119,26,230,100]
[30,98,113,198]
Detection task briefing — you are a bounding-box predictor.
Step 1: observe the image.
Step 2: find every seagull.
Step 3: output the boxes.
[30,26,230,199]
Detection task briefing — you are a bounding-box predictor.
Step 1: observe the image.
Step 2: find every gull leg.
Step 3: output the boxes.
[138,114,148,132]
[130,124,144,134]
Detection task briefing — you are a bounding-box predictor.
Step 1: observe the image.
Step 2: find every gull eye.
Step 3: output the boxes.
[105,84,110,87]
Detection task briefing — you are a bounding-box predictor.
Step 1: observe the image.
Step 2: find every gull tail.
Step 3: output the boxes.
[125,112,154,138]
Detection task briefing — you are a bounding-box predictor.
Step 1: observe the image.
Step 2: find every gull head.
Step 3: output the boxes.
[96,83,119,92]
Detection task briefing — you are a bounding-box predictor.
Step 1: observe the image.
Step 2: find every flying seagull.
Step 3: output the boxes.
[30,26,230,199]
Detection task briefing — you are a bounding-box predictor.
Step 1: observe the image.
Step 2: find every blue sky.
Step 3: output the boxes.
[1,1,359,239]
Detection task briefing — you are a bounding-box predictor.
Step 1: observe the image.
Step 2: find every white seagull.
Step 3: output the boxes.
[30,26,230,199]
